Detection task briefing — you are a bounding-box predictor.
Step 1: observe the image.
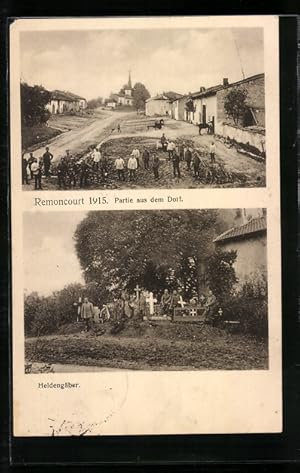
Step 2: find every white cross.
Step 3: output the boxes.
[178,295,185,308]
[189,308,197,317]
[146,292,157,315]
[134,284,141,300]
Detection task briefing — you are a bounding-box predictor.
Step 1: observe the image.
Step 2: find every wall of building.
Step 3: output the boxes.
[219,123,266,154]
[172,98,188,121]
[216,75,265,131]
[146,99,171,116]
[216,233,267,283]
[192,95,217,126]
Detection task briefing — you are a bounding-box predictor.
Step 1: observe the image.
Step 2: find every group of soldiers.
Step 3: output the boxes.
[22,134,219,189]
[77,287,218,333]
[22,147,54,189]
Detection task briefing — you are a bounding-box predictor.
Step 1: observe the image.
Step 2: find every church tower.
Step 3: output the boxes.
[128,70,132,89]
[124,71,133,96]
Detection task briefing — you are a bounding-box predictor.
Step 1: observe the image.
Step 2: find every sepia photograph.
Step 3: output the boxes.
[20,27,266,191]
[24,208,268,373]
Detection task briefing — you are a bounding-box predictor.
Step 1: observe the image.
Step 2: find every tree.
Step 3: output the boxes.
[87,96,103,109]
[206,249,238,304]
[132,82,150,110]
[21,82,51,127]
[74,210,219,298]
[223,87,249,126]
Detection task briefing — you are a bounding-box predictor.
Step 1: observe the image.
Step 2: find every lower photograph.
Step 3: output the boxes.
[23,208,268,373]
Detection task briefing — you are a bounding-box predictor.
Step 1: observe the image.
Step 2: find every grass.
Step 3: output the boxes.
[22,125,61,151]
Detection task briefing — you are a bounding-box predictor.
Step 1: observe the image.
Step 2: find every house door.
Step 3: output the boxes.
[52,104,55,114]
[202,104,206,124]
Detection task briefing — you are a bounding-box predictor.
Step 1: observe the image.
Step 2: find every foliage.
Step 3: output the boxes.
[21,82,51,127]
[185,99,196,113]
[74,210,219,298]
[221,271,268,339]
[206,249,238,304]
[224,87,249,126]
[132,82,150,110]
[24,282,110,337]
[87,97,103,109]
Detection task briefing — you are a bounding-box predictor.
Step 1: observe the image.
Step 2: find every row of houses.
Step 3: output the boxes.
[145,74,265,153]
[46,90,87,115]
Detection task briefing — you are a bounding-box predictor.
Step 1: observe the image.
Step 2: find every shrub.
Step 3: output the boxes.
[206,249,238,305]
[221,271,268,339]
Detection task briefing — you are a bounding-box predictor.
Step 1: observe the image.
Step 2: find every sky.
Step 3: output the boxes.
[23,211,86,295]
[20,28,264,100]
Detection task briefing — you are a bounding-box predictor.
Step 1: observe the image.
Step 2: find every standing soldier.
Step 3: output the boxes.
[117,123,121,133]
[185,147,192,171]
[152,154,160,180]
[210,141,216,163]
[68,157,77,188]
[142,147,150,170]
[172,150,181,178]
[31,158,42,190]
[80,297,94,332]
[127,155,138,181]
[79,158,90,188]
[22,154,29,185]
[115,156,125,181]
[57,157,68,189]
[42,147,53,177]
[27,152,35,180]
[193,151,201,178]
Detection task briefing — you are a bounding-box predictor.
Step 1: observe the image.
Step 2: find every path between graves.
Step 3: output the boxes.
[25,321,268,371]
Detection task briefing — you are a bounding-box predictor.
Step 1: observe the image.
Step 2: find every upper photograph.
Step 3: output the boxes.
[20,27,266,190]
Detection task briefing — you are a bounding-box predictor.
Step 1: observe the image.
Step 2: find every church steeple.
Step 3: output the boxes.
[128,70,132,89]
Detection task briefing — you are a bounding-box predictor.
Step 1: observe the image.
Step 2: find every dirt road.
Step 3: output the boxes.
[26,110,133,162]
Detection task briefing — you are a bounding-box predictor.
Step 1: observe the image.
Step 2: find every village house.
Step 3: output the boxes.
[170,95,188,121]
[146,91,182,116]
[105,98,118,109]
[213,209,267,283]
[46,90,87,114]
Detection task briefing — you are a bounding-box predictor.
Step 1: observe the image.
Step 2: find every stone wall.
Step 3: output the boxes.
[219,123,266,154]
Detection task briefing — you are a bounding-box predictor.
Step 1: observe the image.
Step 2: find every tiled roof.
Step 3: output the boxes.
[213,216,267,243]
[191,84,224,99]
[51,90,86,101]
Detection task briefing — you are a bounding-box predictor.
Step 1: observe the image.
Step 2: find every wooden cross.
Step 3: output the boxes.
[134,284,141,300]
[146,292,157,315]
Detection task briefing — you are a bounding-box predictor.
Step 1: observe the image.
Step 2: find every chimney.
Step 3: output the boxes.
[223,78,229,86]
[199,86,206,92]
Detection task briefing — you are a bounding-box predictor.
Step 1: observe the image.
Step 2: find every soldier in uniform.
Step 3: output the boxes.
[57,157,68,189]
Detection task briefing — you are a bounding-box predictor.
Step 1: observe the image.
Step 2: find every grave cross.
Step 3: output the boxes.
[134,284,141,300]
[189,308,197,317]
[146,292,157,315]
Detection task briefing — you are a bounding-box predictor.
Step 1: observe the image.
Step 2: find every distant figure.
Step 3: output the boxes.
[178,141,185,161]
[31,158,42,190]
[81,297,94,332]
[203,290,217,323]
[210,142,216,163]
[115,156,125,181]
[117,124,121,133]
[160,289,171,316]
[127,155,138,181]
[170,290,181,311]
[22,155,29,185]
[142,147,150,170]
[42,147,53,177]
[160,133,168,152]
[79,159,90,188]
[152,154,160,179]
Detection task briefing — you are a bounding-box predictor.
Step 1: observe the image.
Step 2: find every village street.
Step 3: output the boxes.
[23,111,266,190]
[24,109,131,164]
